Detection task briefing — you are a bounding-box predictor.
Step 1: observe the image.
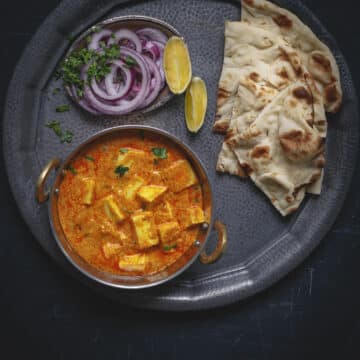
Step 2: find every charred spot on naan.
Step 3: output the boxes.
[279,48,303,77]
[249,72,260,82]
[292,86,313,105]
[217,87,232,107]
[279,129,324,162]
[272,14,293,28]
[240,162,254,175]
[324,83,341,110]
[213,120,229,134]
[312,53,332,74]
[278,68,289,79]
[313,154,326,168]
[251,145,270,159]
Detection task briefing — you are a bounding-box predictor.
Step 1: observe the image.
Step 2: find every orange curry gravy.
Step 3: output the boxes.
[57,132,206,276]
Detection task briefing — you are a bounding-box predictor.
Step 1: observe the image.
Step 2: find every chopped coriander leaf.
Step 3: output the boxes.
[119,148,129,153]
[124,56,137,67]
[54,70,62,80]
[92,26,101,33]
[52,88,61,95]
[76,88,84,98]
[45,121,73,143]
[114,165,129,177]
[60,130,73,143]
[56,104,70,112]
[163,244,177,251]
[86,35,92,44]
[151,147,167,159]
[68,165,77,175]
[85,155,94,162]
[46,121,62,137]
[153,159,159,165]
[56,43,120,97]
[111,33,116,39]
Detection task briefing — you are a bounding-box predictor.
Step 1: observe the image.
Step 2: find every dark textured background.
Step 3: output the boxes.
[1,0,359,358]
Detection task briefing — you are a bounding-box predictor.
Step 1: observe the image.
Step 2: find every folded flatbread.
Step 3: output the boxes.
[227,81,325,215]
[241,0,342,113]
[213,0,342,215]
[215,21,320,176]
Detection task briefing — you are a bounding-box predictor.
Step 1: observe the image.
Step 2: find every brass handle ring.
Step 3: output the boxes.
[36,158,62,203]
[200,220,227,264]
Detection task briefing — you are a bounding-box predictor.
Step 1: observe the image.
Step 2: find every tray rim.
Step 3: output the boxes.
[2,0,359,310]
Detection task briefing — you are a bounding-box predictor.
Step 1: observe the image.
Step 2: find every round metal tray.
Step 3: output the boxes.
[3,0,358,310]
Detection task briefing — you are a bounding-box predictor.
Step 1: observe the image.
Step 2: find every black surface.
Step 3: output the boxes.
[1,0,359,358]
[6,0,358,311]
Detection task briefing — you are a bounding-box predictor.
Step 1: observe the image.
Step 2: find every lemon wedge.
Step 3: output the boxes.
[185,77,207,133]
[163,36,192,94]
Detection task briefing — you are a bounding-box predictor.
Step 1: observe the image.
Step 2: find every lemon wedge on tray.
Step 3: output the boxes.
[185,77,207,133]
[163,36,192,94]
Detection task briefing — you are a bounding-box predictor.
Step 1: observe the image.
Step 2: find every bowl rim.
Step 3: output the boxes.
[63,15,181,116]
[48,125,214,289]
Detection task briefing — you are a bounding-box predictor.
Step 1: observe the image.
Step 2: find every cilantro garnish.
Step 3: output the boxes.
[114,165,129,177]
[124,56,137,67]
[119,148,129,153]
[151,148,167,159]
[163,244,177,251]
[85,155,94,162]
[67,165,77,175]
[56,43,120,97]
[46,121,73,143]
[56,104,70,113]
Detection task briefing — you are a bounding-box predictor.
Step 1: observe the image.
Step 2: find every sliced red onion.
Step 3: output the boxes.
[108,29,142,53]
[84,47,150,115]
[136,28,168,44]
[88,29,112,50]
[68,27,168,115]
[138,56,163,109]
[143,40,161,60]
[70,85,101,115]
[90,61,133,100]
[150,40,165,83]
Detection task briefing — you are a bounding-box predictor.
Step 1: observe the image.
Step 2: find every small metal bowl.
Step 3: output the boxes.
[36,126,226,289]
[63,16,181,116]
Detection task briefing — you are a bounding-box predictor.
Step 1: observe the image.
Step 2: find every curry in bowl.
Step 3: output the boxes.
[56,130,209,276]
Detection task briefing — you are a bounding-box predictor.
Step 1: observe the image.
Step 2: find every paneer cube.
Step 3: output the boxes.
[131,211,159,249]
[82,178,95,205]
[103,195,126,222]
[124,175,145,200]
[102,242,121,259]
[161,160,198,193]
[137,185,167,203]
[158,221,181,244]
[179,206,205,229]
[152,201,174,224]
[119,253,146,272]
[116,149,146,168]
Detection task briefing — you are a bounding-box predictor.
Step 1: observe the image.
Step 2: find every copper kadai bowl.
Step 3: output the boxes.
[36,126,227,289]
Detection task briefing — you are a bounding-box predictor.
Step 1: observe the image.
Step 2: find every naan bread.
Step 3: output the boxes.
[215,21,325,177]
[241,0,342,112]
[227,81,325,215]
[213,0,342,215]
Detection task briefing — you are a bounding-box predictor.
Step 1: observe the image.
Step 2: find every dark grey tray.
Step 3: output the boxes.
[3,0,358,310]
